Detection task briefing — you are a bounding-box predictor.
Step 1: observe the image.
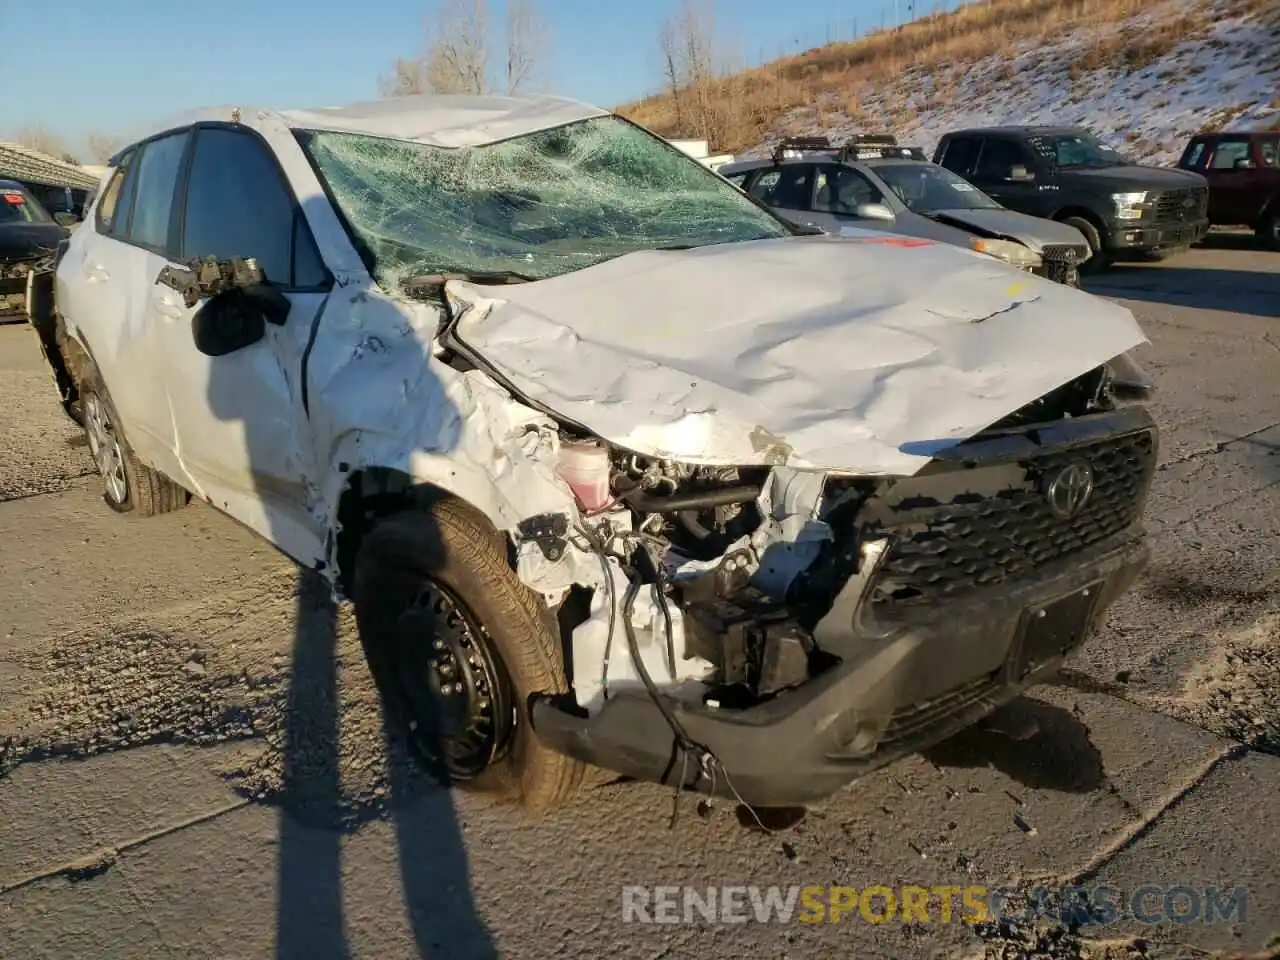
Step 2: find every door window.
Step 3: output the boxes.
[1257,139,1278,168]
[96,148,138,237]
[974,139,1029,180]
[1180,140,1207,169]
[179,127,327,289]
[1208,140,1253,169]
[813,166,881,213]
[747,165,812,210]
[128,131,190,251]
[937,137,981,177]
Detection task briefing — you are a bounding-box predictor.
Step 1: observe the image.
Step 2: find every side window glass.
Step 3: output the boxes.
[128,131,190,250]
[939,137,980,176]
[813,167,880,214]
[94,150,134,235]
[292,210,328,289]
[181,127,320,287]
[1182,142,1207,169]
[747,169,780,201]
[1259,139,1279,168]
[749,165,811,210]
[975,139,1027,180]
[723,171,748,187]
[1209,140,1252,169]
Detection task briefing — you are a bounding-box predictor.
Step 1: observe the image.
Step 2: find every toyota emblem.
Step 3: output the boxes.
[1044,460,1094,517]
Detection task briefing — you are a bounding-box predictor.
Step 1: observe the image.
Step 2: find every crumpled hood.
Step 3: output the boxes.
[928,208,1089,253]
[447,234,1147,476]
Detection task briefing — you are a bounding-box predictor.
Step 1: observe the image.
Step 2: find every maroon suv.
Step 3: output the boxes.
[1177,131,1280,249]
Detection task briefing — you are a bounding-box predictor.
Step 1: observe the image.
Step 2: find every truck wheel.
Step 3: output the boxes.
[1258,211,1280,251]
[80,371,190,516]
[1062,216,1111,274]
[352,500,586,813]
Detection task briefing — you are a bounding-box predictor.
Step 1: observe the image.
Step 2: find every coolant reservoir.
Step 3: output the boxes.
[557,440,612,511]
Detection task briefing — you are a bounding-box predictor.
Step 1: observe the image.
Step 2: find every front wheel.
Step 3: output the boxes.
[352,499,586,813]
[1061,216,1112,275]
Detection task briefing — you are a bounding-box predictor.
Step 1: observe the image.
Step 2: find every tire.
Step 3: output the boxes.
[1258,210,1280,252]
[352,500,585,813]
[1062,216,1112,274]
[80,369,190,516]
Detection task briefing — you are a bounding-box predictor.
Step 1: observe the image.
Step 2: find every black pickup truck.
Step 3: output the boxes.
[934,126,1209,271]
[0,179,70,322]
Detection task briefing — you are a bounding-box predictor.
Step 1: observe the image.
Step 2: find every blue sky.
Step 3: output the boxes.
[0,0,960,158]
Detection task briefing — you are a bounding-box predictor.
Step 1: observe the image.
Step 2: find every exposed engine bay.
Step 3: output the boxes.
[514,357,1151,719]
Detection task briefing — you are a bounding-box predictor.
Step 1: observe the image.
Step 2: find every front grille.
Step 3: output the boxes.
[880,673,999,746]
[869,429,1156,608]
[1032,244,1087,285]
[1039,243,1089,262]
[1153,186,1207,224]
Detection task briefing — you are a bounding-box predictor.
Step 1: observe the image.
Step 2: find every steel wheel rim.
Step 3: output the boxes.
[84,394,127,504]
[391,579,515,779]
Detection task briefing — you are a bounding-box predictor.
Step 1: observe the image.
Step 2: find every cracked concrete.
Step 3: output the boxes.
[0,241,1277,959]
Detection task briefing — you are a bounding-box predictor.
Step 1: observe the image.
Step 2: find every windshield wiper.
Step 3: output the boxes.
[401,269,534,299]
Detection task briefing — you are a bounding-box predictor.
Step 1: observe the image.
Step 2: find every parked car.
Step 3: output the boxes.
[934,125,1209,270]
[37,94,1157,814]
[1176,131,1280,250]
[0,179,69,323]
[719,136,1092,285]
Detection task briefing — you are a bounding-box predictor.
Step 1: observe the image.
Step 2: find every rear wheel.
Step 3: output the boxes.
[80,371,190,516]
[1061,216,1112,275]
[352,499,586,813]
[1258,210,1280,251]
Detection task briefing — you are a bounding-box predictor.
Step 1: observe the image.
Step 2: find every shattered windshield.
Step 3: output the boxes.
[296,116,792,289]
[871,162,1002,213]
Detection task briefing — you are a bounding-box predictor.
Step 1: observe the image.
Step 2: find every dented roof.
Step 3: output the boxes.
[133,94,609,150]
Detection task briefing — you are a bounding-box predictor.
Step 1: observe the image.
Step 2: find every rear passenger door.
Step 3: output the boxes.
[1201,137,1263,225]
[153,124,332,560]
[58,133,188,479]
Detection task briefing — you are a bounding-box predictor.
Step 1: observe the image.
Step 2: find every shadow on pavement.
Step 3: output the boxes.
[924,697,1105,793]
[1084,260,1280,319]
[203,178,494,957]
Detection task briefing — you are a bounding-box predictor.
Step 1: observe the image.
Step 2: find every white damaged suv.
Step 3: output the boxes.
[34,94,1158,813]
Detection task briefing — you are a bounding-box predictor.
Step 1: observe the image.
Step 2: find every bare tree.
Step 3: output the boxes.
[656,0,743,146]
[658,17,686,130]
[10,125,69,159]
[426,0,489,94]
[86,132,123,164]
[505,0,548,94]
[380,56,430,97]
[383,0,550,97]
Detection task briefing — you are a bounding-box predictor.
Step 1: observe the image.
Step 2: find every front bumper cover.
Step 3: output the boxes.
[1109,218,1208,252]
[531,533,1149,807]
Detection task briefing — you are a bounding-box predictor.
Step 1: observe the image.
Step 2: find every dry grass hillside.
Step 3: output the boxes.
[619,0,1280,165]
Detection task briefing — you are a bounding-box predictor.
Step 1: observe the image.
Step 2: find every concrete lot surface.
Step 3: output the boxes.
[1,239,1277,959]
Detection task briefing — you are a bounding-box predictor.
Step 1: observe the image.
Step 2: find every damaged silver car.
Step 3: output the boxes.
[35,94,1157,813]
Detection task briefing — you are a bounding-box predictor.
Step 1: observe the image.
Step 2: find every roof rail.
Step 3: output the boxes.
[772,136,839,161]
[838,134,923,162]
[844,133,898,147]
